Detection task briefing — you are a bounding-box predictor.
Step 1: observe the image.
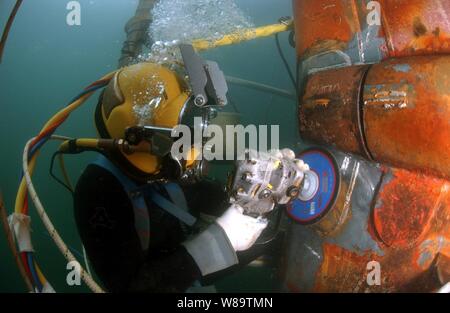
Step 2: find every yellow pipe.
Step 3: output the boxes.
[75,139,99,149]
[192,20,293,52]
[59,138,100,152]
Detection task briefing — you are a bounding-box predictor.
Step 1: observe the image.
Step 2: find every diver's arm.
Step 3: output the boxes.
[129,205,268,291]
[74,164,267,292]
[127,246,202,292]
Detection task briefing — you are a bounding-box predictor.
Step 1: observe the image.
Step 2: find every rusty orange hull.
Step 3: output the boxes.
[380,0,450,57]
[293,0,450,65]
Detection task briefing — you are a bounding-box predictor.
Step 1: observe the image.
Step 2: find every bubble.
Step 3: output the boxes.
[149,0,253,45]
[130,1,253,123]
[132,74,166,126]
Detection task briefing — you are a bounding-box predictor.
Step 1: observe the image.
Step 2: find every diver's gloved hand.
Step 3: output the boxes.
[216,204,268,251]
[181,203,268,276]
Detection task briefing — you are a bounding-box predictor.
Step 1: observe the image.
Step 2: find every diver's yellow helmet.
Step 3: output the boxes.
[95,62,199,181]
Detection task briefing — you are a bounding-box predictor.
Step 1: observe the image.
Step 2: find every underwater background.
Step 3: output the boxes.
[0,0,300,292]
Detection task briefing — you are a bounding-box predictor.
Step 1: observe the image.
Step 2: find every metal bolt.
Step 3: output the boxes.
[287,186,300,198]
[236,187,247,197]
[241,172,252,182]
[194,95,206,107]
[259,189,272,199]
[208,108,218,120]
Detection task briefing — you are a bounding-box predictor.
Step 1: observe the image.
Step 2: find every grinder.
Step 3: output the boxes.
[228,149,311,217]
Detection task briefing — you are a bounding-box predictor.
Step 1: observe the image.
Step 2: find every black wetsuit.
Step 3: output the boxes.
[73,164,229,293]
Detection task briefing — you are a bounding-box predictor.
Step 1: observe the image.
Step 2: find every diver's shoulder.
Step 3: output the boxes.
[75,163,125,196]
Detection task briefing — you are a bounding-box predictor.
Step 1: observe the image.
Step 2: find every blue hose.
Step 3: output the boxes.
[27,252,42,292]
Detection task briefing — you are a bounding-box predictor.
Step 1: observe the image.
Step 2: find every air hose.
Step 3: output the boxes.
[119,0,158,67]
[22,137,104,293]
[13,72,115,293]
[225,75,296,100]
[0,0,23,64]
[192,19,294,52]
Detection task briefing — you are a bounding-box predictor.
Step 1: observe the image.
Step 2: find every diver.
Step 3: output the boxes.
[72,0,267,292]
[72,58,287,292]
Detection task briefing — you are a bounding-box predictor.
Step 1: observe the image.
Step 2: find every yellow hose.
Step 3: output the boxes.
[58,138,100,152]
[192,20,293,51]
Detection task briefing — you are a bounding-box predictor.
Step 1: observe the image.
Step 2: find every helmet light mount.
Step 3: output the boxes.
[179,44,229,107]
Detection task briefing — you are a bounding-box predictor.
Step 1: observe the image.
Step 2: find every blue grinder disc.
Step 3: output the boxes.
[287,148,340,224]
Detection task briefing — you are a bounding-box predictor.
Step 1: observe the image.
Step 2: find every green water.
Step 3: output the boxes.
[0,0,300,292]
